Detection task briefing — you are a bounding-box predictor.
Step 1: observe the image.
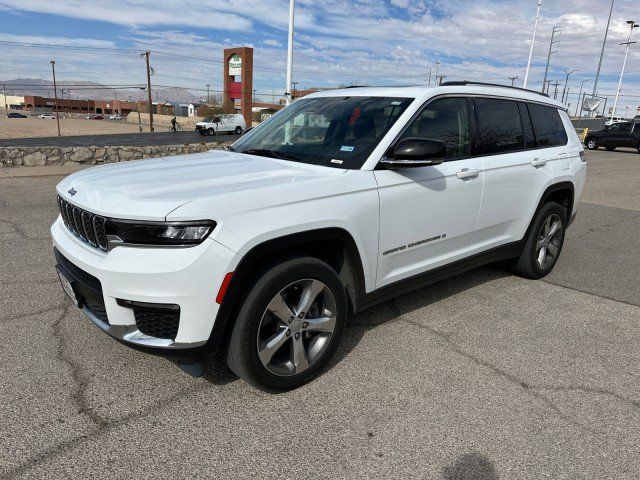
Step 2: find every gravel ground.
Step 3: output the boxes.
[0,149,638,479]
[0,117,169,139]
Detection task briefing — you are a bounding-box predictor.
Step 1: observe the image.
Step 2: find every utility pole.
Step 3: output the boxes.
[426,67,432,85]
[509,76,519,86]
[2,84,8,117]
[551,81,560,99]
[592,0,615,98]
[50,60,61,137]
[285,0,295,105]
[610,20,638,123]
[542,26,560,92]
[434,60,441,81]
[523,0,543,88]
[206,84,210,103]
[142,51,154,132]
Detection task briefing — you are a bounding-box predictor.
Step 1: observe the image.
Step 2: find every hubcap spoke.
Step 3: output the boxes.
[267,293,295,323]
[291,337,309,373]
[547,221,560,240]
[305,315,335,333]
[258,328,289,365]
[543,217,551,237]
[546,242,559,257]
[537,246,547,267]
[295,280,325,317]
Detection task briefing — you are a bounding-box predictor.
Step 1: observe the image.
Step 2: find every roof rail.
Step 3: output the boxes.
[440,81,549,98]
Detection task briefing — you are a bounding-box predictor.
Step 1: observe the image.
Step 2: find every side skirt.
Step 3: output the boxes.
[355,240,523,313]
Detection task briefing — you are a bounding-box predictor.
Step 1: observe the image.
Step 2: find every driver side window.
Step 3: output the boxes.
[398,97,470,160]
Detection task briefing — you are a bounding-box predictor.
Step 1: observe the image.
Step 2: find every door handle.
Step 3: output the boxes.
[456,169,480,180]
[531,158,547,167]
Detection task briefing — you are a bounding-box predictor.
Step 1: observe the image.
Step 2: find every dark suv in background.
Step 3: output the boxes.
[585,121,640,152]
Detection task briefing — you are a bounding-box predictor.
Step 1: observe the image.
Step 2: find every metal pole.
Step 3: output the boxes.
[523,0,542,88]
[610,21,638,123]
[592,0,615,97]
[284,0,295,105]
[142,51,154,132]
[50,60,61,136]
[542,26,560,92]
[509,76,518,86]
[426,67,432,85]
[577,92,585,127]
[206,84,210,103]
[2,84,8,117]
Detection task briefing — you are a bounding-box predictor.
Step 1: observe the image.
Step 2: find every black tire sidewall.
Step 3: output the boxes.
[228,257,347,391]
[234,126,242,134]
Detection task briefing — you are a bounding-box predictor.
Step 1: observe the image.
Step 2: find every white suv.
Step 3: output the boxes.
[52,82,586,390]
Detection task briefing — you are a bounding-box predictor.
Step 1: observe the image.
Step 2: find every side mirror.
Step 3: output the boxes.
[379,138,445,168]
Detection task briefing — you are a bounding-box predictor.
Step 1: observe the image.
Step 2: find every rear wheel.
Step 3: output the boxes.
[586,138,598,150]
[509,202,566,279]
[234,126,243,135]
[226,256,347,391]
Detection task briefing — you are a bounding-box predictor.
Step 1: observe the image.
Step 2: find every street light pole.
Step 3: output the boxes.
[610,20,638,123]
[575,78,593,117]
[206,84,210,103]
[523,0,542,88]
[561,69,577,104]
[50,60,61,136]
[542,26,560,92]
[509,76,519,86]
[2,84,8,117]
[285,0,295,105]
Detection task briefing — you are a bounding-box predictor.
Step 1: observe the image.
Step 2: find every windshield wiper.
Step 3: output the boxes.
[241,148,302,162]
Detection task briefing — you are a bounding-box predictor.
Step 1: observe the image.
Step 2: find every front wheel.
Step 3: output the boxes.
[234,126,243,135]
[226,257,347,391]
[586,138,598,150]
[509,202,566,279]
[207,128,215,136]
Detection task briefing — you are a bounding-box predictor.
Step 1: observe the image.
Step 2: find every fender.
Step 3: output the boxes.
[206,227,367,354]
[524,181,575,239]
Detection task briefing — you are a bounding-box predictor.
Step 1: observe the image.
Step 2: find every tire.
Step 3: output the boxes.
[586,138,598,150]
[234,126,243,135]
[226,256,348,391]
[207,128,215,136]
[605,146,616,151]
[509,202,566,279]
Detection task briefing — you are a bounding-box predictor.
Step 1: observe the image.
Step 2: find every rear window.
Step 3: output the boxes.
[474,98,524,154]
[527,103,568,147]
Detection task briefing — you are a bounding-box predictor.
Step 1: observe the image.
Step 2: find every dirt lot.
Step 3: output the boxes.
[0,117,169,139]
[1,149,639,478]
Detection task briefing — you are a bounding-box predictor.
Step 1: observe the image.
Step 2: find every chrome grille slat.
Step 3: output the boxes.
[56,195,108,252]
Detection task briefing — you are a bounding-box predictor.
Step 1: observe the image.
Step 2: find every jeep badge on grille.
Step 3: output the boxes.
[68,188,77,196]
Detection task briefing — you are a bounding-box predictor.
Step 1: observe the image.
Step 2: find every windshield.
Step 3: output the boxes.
[203,116,214,122]
[231,96,413,169]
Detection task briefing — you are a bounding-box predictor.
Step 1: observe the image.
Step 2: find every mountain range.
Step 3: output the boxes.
[1,78,202,104]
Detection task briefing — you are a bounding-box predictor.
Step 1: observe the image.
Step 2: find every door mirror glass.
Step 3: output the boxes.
[380,138,445,168]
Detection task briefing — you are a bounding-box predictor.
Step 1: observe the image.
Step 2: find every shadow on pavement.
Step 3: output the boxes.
[442,452,499,480]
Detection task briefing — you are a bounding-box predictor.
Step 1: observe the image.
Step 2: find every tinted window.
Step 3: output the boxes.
[528,103,568,147]
[474,98,523,154]
[618,123,632,133]
[518,102,536,149]
[398,97,470,160]
[232,96,413,169]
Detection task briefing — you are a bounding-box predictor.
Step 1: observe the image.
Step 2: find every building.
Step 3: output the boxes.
[22,96,136,115]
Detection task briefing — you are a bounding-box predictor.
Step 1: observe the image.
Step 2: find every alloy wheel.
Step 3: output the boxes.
[536,213,563,270]
[587,139,597,149]
[256,279,337,377]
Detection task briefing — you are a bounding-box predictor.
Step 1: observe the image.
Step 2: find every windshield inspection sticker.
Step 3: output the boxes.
[340,145,355,152]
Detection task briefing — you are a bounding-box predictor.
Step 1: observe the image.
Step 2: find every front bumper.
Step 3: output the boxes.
[51,216,236,351]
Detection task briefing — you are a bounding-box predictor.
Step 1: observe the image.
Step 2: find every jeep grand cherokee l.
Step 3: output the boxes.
[52,82,586,391]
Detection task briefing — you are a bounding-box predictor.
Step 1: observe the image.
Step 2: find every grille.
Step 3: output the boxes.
[117,300,180,340]
[57,196,109,251]
[85,297,109,324]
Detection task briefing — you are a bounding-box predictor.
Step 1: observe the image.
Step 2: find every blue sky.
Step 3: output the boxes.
[0,0,639,115]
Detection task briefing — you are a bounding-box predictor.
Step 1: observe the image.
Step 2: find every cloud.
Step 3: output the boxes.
[263,38,282,47]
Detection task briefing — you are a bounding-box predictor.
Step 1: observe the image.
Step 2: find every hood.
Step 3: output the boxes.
[56,150,346,220]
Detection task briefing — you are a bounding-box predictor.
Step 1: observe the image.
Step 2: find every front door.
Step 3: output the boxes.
[374,97,484,288]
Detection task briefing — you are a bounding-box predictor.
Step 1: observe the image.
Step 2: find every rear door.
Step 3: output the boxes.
[471,98,556,252]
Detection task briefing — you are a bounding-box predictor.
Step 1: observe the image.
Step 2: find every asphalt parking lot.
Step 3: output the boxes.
[1,149,639,479]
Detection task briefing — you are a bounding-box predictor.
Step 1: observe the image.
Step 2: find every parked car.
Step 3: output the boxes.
[195,113,245,135]
[7,112,27,118]
[38,113,56,119]
[52,82,586,390]
[92,115,104,120]
[584,121,640,152]
[109,114,123,120]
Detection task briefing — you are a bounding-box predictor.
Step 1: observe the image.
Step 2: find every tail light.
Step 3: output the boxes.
[579,151,586,162]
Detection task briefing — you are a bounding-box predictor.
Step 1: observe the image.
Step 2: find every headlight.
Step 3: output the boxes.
[107,220,216,246]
